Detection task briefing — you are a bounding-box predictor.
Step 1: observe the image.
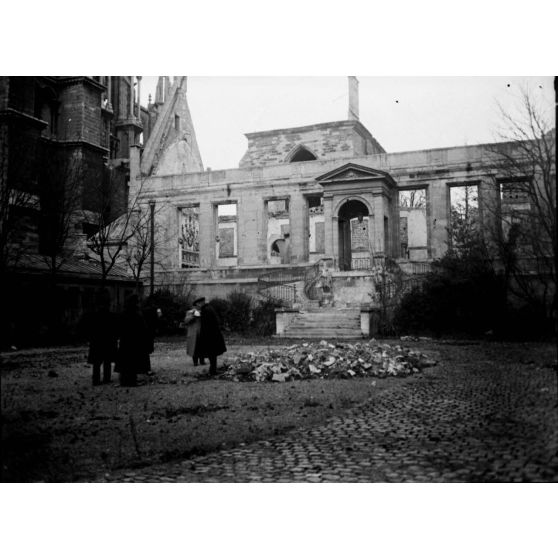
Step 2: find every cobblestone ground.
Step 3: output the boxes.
[103,358,558,482]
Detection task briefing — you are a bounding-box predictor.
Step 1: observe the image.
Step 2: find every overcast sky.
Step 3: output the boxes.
[140,76,554,171]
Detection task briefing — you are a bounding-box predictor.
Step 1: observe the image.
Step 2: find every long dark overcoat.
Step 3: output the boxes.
[115,309,152,374]
[86,309,118,365]
[197,303,226,358]
[184,309,201,357]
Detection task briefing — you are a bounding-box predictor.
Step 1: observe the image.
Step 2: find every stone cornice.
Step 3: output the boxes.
[40,137,109,154]
[58,76,106,92]
[0,108,47,128]
[244,120,372,140]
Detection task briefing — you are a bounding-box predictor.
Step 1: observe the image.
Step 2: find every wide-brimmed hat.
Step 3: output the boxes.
[193,297,206,305]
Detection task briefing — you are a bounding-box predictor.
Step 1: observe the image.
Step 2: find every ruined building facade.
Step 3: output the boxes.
[133,78,554,327]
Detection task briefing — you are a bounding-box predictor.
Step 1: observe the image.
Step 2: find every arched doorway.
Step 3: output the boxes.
[337,199,370,271]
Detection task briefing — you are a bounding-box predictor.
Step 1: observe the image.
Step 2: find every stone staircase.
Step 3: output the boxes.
[281,307,362,339]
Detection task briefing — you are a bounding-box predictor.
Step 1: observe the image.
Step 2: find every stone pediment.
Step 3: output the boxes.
[315,163,394,185]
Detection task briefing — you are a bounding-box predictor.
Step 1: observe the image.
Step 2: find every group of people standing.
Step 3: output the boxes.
[85,292,154,387]
[85,293,226,387]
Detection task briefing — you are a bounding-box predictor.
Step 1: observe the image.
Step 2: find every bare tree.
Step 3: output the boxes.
[86,164,146,284]
[121,203,166,294]
[486,88,556,320]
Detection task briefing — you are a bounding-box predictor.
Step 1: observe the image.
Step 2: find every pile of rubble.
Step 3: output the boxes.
[221,340,437,382]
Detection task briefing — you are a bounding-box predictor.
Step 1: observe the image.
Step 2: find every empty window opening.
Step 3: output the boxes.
[449,184,479,249]
[499,180,532,253]
[217,203,237,259]
[267,199,290,263]
[399,188,428,260]
[289,146,317,163]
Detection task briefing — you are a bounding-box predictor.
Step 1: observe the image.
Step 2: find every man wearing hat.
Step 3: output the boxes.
[193,296,226,375]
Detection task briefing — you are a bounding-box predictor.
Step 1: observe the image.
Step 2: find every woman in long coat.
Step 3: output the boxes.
[194,297,226,375]
[115,295,151,386]
[184,306,205,366]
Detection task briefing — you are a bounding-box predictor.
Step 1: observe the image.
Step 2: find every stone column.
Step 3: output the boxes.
[428,179,449,260]
[107,76,112,103]
[198,200,214,268]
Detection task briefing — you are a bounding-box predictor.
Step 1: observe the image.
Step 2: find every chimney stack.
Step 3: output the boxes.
[348,76,359,121]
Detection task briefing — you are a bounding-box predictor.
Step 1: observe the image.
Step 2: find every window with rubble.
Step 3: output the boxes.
[180,206,200,268]
[217,203,238,259]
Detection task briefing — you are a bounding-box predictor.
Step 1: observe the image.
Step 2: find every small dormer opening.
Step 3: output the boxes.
[289,145,317,163]
[174,114,180,131]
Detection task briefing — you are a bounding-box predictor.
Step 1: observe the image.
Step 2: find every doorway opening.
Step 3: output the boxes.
[337,199,370,271]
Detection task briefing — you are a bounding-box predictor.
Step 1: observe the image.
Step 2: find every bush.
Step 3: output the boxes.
[251,297,282,336]
[394,249,505,337]
[142,289,191,335]
[208,297,230,328]
[225,291,252,333]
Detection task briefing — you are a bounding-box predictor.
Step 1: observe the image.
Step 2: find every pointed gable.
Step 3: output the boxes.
[141,76,203,176]
[315,163,395,185]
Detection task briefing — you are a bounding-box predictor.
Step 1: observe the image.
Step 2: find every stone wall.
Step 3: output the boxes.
[239,120,385,168]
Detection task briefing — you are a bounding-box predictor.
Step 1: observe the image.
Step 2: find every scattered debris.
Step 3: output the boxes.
[221,340,437,382]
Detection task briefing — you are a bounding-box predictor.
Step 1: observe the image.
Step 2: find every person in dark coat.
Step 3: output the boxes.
[85,290,118,386]
[184,305,205,366]
[115,294,151,387]
[194,297,226,375]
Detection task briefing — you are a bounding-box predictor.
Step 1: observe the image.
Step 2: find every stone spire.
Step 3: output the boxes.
[155,76,166,104]
[348,76,359,121]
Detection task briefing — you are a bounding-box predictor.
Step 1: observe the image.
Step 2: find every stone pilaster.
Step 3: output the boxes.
[478,175,498,248]
[198,200,214,268]
[256,197,268,263]
[323,196,334,262]
[372,193,385,254]
[428,179,449,259]
[289,190,305,263]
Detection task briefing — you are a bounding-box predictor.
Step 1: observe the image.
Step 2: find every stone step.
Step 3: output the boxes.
[284,331,362,339]
[295,314,359,320]
[281,307,362,338]
[291,318,360,327]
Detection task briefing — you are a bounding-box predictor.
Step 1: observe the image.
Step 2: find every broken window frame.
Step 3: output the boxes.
[398,186,429,260]
[265,196,291,264]
[215,201,238,262]
[179,205,200,268]
[448,181,481,250]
